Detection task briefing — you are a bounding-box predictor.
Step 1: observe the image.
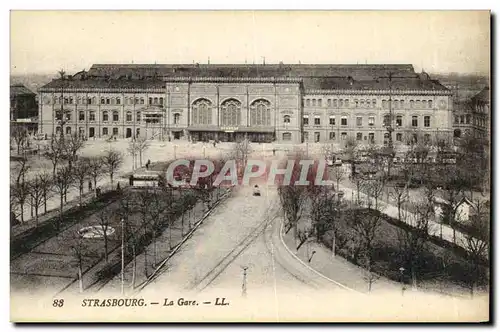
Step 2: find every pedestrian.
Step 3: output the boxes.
[272,148,276,156]
[88,180,92,192]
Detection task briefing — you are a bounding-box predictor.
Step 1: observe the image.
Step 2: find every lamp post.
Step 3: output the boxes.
[399,267,406,296]
[241,266,248,297]
[121,218,125,295]
[174,144,177,159]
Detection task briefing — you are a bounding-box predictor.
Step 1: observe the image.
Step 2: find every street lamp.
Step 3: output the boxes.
[241,266,248,297]
[399,267,406,295]
[174,144,178,159]
[121,218,125,295]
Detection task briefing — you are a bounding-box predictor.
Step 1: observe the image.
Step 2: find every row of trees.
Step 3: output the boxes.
[278,145,489,296]
[11,147,124,228]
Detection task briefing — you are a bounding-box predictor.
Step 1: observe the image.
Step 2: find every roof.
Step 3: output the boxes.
[39,63,449,92]
[10,84,35,97]
[472,87,490,104]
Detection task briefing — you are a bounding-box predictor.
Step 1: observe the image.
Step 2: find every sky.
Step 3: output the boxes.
[10,10,490,76]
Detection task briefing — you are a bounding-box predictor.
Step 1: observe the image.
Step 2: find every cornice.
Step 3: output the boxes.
[304,89,452,96]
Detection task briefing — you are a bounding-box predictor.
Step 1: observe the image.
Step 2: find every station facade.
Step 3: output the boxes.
[38,64,453,144]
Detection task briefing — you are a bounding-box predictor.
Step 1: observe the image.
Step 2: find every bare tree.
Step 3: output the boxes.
[45,136,65,176]
[148,189,169,267]
[232,138,252,177]
[87,156,103,196]
[398,195,434,290]
[63,133,86,171]
[331,164,346,192]
[27,176,47,225]
[127,140,138,171]
[52,165,74,230]
[11,126,28,155]
[116,191,137,288]
[135,135,151,168]
[102,149,123,189]
[72,158,90,206]
[133,189,153,277]
[67,231,88,293]
[461,200,489,298]
[342,136,359,177]
[96,208,114,263]
[11,180,29,223]
[349,209,383,286]
[37,171,53,214]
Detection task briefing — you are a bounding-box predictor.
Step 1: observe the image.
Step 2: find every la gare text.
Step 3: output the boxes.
[80,297,229,307]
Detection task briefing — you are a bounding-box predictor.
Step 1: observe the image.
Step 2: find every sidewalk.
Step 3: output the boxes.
[281,224,401,294]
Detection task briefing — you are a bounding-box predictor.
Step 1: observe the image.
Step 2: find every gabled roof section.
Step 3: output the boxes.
[10,84,35,97]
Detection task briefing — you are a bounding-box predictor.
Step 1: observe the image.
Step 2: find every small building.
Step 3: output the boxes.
[10,84,38,133]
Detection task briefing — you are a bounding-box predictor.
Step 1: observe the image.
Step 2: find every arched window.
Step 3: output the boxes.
[89,111,96,121]
[283,115,291,124]
[113,111,119,122]
[428,100,433,108]
[154,97,158,105]
[101,98,105,104]
[410,100,414,108]
[116,98,121,105]
[191,99,213,125]
[173,113,180,125]
[126,111,132,122]
[136,111,141,122]
[454,129,461,138]
[250,99,271,126]
[140,98,145,105]
[159,97,164,105]
[221,99,241,127]
[102,111,109,122]
[92,97,96,105]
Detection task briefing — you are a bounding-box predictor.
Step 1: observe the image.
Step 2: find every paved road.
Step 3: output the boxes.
[140,184,350,310]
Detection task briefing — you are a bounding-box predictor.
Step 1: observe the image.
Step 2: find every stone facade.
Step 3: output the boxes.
[38,64,453,144]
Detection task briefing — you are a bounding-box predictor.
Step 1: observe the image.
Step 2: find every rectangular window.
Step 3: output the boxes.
[372,99,376,108]
[89,112,95,121]
[318,99,322,107]
[306,99,310,107]
[345,99,349,107]
[412,116,418,127]
[339,100,344,107]
[106,98,110,105]
[149,97,153,105]
[424,116,431,127]
[327,99,331,107]
[113,127,119,136]
[329,117,335,125]
[355,100,359,108]
[396,133,402,141]
[329,132,335,140]
[341,116,347,126]
[79,111,85,121]
[368,116,375,126]
[333,99,338,107]
[396,115,402,127]
[303,132,309,141]
[314,117,321,125]
[312,99,316,107]
[356,132,362,141]
[341,132,347,140]
[368,133,375,143]
[428,100,433,108]
[69,98,73,104]
[282,132,292,141]
[303,117,309,125]
[102,127,108,136]
[101,98,105,104]
[117,98,121,105]
[314,132,320,143]
[356,116,362,126]
[466,115,471,124]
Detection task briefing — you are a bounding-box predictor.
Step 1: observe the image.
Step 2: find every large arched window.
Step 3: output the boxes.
[102,111,109,122]
[221,99,241,127]
[112,111,119,122]
[191,99,213,125]
[250,99,271,126]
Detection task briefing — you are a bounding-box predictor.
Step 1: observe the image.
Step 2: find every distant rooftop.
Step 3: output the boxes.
[10,84,35,96]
